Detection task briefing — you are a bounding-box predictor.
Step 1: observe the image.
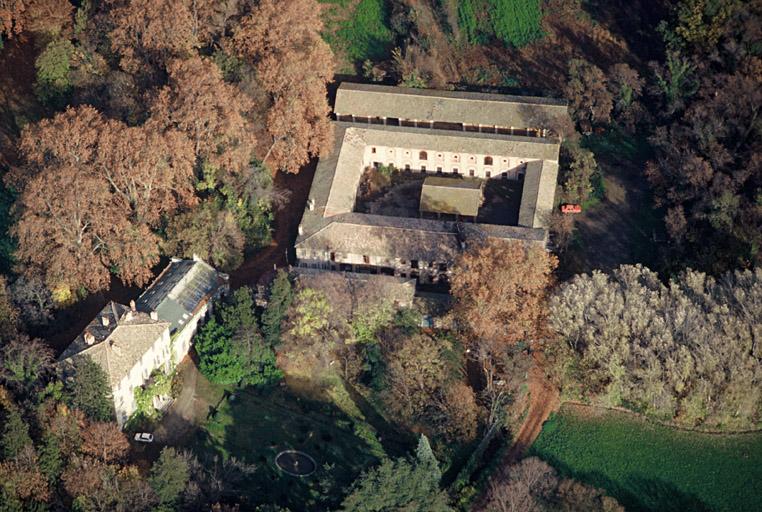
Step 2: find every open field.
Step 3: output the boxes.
[194,383,384,511]
[529,405,762,512]
[320,0,393,72]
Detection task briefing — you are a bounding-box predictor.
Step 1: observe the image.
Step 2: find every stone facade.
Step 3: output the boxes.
[295,83,566,283]
[59,256,228,427]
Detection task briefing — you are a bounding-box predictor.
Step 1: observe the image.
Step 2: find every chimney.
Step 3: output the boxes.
[129,299,136,311]
[101,316,110,327]
[84,331,95,345]
[149,311,158,321]
[308,198,315,211]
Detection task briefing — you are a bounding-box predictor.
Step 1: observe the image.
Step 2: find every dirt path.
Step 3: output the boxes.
[229,158,316,289]
[474,353,560,509]
[153,356,200,445]
[501,359,559,465]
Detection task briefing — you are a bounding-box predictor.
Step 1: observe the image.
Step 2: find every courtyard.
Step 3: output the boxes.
[355,167,523,225]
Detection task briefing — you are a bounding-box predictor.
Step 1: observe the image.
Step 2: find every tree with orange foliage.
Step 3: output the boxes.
[0,445,50,506]
[14,154,132,293]
[451,239,557,346]
[80,421,129,463]
[95,121,196,226]
[13,105,195,293]
[151,56,256,185]
[108,0,198,75]
[0,0,72,39]
[0,0,25,38]
[233,0,333,173]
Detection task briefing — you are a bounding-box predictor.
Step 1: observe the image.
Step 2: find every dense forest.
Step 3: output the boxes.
[0,0,760,511]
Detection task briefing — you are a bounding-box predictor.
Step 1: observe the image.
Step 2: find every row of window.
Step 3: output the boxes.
[371,147,495,165]
[373,161,521,179]
[328,252,448,272]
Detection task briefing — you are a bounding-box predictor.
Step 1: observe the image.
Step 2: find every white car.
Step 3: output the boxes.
[134,432,154,443]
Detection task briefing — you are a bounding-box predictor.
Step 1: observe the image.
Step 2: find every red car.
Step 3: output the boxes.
[561,204,582,214]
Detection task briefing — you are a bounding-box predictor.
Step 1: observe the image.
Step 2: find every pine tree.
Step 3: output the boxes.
[150,447,190,505]
[415,434,441,484]
[37,433,62,482]
[261,270,294,346]
[1,407,32,459]
[341,438,452,511]
[64,356,113,421]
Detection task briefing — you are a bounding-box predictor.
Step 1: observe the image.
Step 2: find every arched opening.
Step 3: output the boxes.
[419,151,428,160]
[484,156,493,165]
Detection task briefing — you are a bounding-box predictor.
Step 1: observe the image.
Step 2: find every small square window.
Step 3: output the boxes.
[411,259,419,269]
[363,255,370,264]
[421,166,426,172]
[438,263,447,272]
[453,168,459,174]
[330,252,336,262]
[437,166,443,173]
[486,171,491,178]
[469,169,475,177]
[502,172,508,179]
[405,164,411,171]
[371,147,376,153]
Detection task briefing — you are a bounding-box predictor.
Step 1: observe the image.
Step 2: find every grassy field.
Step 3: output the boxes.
[194,384,386,510]
[529,405,762,512]
[320,0,393,71]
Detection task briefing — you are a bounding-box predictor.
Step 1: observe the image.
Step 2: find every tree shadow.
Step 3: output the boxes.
[194,379,384,511]
[533,453,711,512]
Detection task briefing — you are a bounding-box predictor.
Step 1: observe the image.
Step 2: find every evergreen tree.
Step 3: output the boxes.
[64,356,113,421]
[150,447,189,505]
[220,287,257,331]
[341,439,451,512]
[37,433,62,482]
[415,435,441,484]
[261,270,293,346]
[1,407,32,459]
[34,38,75,107]
[195,319,241,385]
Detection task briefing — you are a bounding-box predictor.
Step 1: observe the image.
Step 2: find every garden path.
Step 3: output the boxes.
[474,352,560,509]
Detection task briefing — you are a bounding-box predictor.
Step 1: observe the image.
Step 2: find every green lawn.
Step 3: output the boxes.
[194,384,385,510]
[529,406,762,512]
[320,0,394,70]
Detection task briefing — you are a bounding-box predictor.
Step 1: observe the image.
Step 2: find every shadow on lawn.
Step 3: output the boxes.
[194,381,386,511]
[534,453,711,512]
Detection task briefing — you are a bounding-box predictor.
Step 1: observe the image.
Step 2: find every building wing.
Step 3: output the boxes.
[334,83,569,133]
[58,306,170,389]
[420,176,484,217]
[136,257,228,335]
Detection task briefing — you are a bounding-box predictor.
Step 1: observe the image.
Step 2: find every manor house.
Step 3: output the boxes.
[295,83,567,284]
[58,256,228,427]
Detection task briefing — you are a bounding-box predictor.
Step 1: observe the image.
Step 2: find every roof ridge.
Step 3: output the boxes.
[338,82,568,107]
